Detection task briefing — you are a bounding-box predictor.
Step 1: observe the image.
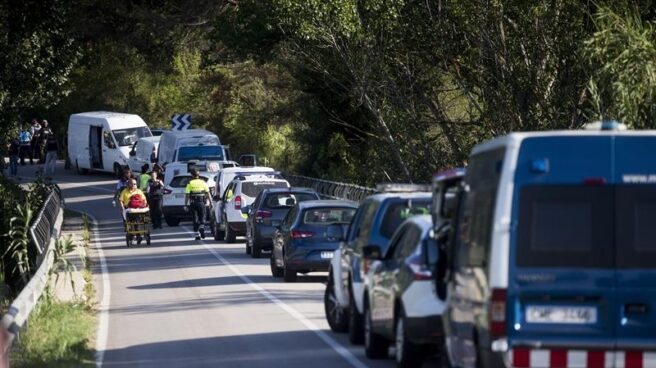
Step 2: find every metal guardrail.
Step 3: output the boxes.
[283,174,376,202]
[29,185,64,267]
[1,185,65,359]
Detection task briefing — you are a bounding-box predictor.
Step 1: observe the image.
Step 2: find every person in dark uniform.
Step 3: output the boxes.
[184,168,211,240]
[147,171,164,229]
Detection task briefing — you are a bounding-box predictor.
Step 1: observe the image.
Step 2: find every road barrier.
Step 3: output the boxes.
[283,174,376,202]
[29,185,64,266]
[1,185,65,363]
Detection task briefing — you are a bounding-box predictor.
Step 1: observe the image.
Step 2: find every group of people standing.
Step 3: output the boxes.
[114,164,165,229]
[4,118,59,178]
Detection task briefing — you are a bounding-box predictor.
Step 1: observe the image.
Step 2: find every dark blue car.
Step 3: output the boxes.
[271,200,358,282]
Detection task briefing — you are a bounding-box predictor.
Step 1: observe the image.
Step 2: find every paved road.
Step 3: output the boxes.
[13,162,410,367]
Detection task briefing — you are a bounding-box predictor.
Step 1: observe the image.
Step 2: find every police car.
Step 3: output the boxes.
[162,172,215,227]
[442,121,656,368]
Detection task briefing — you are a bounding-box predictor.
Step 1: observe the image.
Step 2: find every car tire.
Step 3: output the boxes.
[364,300,389,359]
[251,236,262,258]
[113,163,122,178]
[213,219,224,241]
[348,288,365,345]
[395,307,425,368]
[270,254,283,278]
[283,254,297,282]
[165,216,180,227]
[325,273,348,333]
[224,219,236,243]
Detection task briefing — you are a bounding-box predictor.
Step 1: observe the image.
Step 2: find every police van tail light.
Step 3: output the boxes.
[489,288,507,337]
[162,188,173,195]
[234,195,242,210]
[405,253,432,280]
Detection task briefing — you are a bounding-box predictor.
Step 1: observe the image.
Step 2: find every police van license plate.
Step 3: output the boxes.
[526,306,597,324]
[321,251,334,259]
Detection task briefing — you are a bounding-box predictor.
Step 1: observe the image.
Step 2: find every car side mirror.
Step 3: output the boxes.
[362,244,382,260]
[129,150,136,156]
[325,224,343,241]
[241,205,251,215]
[212,195,221,202]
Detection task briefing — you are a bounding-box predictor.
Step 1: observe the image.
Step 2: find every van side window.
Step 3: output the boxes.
[103,130,116,149]
[457,148,505,269]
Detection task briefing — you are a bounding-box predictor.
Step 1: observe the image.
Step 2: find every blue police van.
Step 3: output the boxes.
[442,122,656,368]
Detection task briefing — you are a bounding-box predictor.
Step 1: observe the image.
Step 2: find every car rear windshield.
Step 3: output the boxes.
[516,185,656,268]
[302,207,356,225]
[380,200,431,239]
[264,192,318,209]
[177,146,225,161]
[169,176,208,188]
[241,181,288,197]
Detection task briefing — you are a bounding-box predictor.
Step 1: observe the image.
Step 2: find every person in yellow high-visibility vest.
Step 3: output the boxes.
[184,169,212,240]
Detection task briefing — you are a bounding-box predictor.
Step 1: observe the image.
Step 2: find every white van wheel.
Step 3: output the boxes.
[113,163,122,178]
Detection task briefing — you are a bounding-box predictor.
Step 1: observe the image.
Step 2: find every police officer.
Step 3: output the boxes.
[184,168,212,240]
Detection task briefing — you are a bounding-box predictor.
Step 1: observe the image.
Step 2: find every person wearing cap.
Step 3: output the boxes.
[184,168,212,240]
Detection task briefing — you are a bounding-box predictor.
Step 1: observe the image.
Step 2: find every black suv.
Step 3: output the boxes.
[243,187,320,258]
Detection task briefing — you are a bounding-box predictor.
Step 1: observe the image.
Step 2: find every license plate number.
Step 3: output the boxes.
[321,251,334,259]
[526,306,597,324]
[175,194,185,199]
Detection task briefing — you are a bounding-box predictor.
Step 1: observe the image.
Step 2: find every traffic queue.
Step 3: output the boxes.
[69,111,656,368]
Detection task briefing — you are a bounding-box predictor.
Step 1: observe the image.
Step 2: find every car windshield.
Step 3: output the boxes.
[380,200,431,238]
[177,146,225,161]
[302,207,356,225]
[169,176,209,188]
[264,192,319,208]
[112,127,152,147]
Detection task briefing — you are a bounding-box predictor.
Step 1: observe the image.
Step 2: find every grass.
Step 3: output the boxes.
[10,300,96,367]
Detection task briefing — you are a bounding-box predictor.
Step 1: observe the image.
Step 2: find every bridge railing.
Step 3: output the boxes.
[283,174,376,202]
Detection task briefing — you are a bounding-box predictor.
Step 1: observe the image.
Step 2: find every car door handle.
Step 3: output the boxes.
[625,303,648,314]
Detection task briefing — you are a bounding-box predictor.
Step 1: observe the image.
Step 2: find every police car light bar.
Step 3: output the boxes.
[376,183,431,193]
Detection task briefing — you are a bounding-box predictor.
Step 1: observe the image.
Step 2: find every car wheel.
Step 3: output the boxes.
[348,288,365,344]
[251,235,262,259]
[270,253,283,278]
[283,253,297,282]
[113,163,122,178]
[364,300,389,359]
[395,307,425,368]
[165,216,180,227]
[325,273,348,332]
[224,219,236,243]
[213,219,224,241]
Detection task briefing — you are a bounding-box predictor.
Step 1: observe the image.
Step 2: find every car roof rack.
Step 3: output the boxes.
[234,171,282,181]
[375,183,431,193]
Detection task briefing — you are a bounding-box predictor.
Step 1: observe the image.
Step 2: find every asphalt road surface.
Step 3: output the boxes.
[12,162,426,368]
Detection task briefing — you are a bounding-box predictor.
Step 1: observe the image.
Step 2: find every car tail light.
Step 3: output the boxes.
[405,253,432,280]
[255,210,272,223]
[291,230,314,239]
[489,288,507,337]
[163,188,173,195]
[234,195,242,210]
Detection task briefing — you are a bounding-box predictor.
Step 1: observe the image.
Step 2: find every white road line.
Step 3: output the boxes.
[84,213,111,368]
[184,226,369,368]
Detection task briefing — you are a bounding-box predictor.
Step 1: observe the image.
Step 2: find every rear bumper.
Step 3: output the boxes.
[286,247,336,272]
[405,315,443,345]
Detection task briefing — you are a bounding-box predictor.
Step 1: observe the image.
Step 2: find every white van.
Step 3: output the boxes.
[68,111,152,176]
[127,136,160,172]
[157,129,225,165]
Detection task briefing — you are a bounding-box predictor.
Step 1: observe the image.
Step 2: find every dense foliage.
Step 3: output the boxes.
[1,1,656,183]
